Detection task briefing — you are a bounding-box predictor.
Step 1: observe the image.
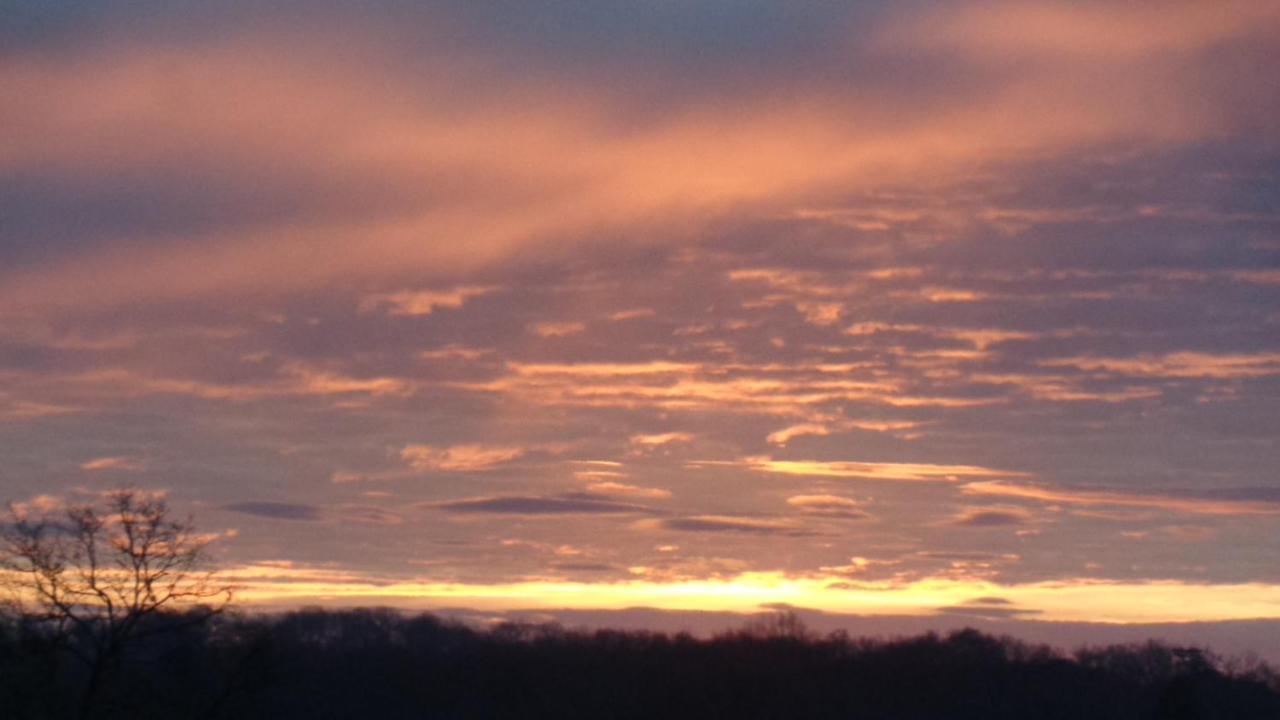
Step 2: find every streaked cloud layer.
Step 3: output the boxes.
[2,1,1278,633]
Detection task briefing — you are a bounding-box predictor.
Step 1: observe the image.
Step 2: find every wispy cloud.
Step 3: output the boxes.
[462,361,988,414]
[887,1,1280,59]
[945,505,1035,528]
[79,456,146,472]
[716,457,1026,483]
[401,444,527,472]
[768,420,925,445]
[7,0,1264,311]
[785,495,869,519]
[648,515,813,536]
[585,482,673,500]
[531,322,586,338]
[422,494,652,516]
[39,364,411,404]
[1042,352,1280,380]
[629,432,693,448]
[359,286,494,316]
[609,308,656,321]
[963,481,1280,517]
[766,424,831,446]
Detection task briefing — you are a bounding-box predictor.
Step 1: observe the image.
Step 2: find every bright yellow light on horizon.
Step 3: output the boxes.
[223,567,1280,625]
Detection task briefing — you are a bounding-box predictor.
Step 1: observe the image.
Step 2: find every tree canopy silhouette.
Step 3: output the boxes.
[1,488,231,719]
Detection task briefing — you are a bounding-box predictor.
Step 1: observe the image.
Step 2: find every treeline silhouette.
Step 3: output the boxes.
[3,607,1279,719]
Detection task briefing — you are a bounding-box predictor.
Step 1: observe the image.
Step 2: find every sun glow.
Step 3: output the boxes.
[226,566,1280,625]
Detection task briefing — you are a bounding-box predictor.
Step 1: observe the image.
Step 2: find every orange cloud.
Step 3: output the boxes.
[642,515,810,535]
[3,1,1260,311]
[732,457,1026,483]
[848,420,925,433]
[531,322,586,338]
[609,308,656,321]
[1041,352,1280,379]
[359,286,494,316]
[400,444,527,472]
[767,424,831,446]
[420,346,493,361]
[50,364,412,404]
[629,432,694,448]
[0,394,79,421]
[80,456,146,472]
[945,505,1036,528]
[585,482,673,500]
[887,1,1280,60]
[573,470,627,481]
[768,419,925,446]
[460,361,987,415]
[973,373,1163,403]
[963,481,1280,517]
[786,495,869,519]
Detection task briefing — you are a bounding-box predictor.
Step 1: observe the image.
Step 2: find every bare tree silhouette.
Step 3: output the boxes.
[1,489,231,719]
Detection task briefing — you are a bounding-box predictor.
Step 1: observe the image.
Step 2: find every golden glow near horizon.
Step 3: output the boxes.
[223,565,1280,625]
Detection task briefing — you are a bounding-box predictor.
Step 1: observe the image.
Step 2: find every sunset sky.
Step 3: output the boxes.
[3,1,1280,647]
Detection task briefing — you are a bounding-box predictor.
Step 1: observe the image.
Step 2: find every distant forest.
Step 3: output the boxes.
[3,608,1279,719]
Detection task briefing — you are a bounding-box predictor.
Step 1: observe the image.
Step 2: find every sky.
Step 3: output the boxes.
[2,0,1280,649]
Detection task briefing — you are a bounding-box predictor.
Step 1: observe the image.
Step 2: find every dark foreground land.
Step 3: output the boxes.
[3,608,1279,719]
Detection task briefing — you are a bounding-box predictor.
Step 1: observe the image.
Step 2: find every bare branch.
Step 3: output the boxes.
[1,487,233,718]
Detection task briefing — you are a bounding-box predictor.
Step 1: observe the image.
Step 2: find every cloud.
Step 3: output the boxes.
[768,420,925,445]
[627,427,691,445]
[335,505,404,526]
[6,493,69,518]
[420,345,493,361]
[887,1,1280,60]
[609,308,655,321]
[463,361,991,415]
[915,551,1022,563]
[33,363,412,405]
[966,596,1013,605]
[531,322,586,338]
[972,372,1162,403]
[549,562,618,574]
[401,444,526,472]
[938,598,1041,619]
[573,469,626,481]
[359,286,494,316]
[653,515,813,536]
[963,481,1280,517]
[946,506,1034,528]
[634,512,814,535]
[0,395,79,421]
[785,495,869,519]
[1041,352,1280,379]
[795,301,843,326]
[6,0,1269,312]
[423,494,652,516]
[847,420,925,433]
[766,424,830,446]
[726,457,1026,482]
[225,500,403,525]
[223,502,323,522]
[79,456,146,471]
[585,482,673,500]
